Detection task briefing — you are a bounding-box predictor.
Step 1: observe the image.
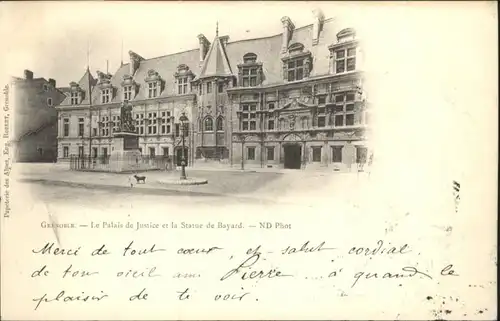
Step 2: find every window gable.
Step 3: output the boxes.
[243,53,257,64]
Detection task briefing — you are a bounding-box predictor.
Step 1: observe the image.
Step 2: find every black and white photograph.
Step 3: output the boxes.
[7,3,373,209]
[0,2,497,320]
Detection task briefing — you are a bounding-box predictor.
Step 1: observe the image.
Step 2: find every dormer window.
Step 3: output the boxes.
[148,82,158,98]
[281,43,312,82]
[335,48,356,73]
[174,64,194,95]
[238,53,263,88]
[144,69,163,99]
[242,68,258,87]
[124,86,132,101]
[97,71,113,104]
[69,81,82,105]
[101,88,111,103]
[329,28,359,75]
[178,77,188,94]
[121,74,136,101]
[286,59,304,82]
[70,92,79,105]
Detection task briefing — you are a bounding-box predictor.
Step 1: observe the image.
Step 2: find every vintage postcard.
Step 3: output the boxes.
[0,1,497,320]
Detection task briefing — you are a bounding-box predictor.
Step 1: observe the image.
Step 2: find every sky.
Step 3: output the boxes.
[0,1,364,86]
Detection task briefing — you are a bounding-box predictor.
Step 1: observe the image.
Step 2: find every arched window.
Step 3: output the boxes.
[216,117,224,131]
[204,117,213,131]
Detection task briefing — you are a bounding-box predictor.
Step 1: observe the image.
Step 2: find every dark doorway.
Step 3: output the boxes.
[176,147,188,166]
[284,144,301,169]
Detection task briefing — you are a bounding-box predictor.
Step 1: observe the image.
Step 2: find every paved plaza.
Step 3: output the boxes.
[13,163,374,211]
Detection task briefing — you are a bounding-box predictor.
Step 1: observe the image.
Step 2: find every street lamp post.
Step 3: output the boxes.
[240,134,246,170]
[179,112,188,180]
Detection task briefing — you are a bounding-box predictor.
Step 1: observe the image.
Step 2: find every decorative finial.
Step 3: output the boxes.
[120,38,123,66]
[216,21,219,37]
[86,39,90,72]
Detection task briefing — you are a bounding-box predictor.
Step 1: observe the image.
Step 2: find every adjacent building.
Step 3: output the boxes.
[10,70,66,162]
[56,12,371,170]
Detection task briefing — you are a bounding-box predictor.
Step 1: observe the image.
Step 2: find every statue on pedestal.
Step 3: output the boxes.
[120,102,135,132]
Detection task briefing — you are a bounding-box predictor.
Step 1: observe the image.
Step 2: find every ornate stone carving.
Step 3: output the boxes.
[288,114,296,129]
[145,69,161,82]
[283,133,302,142]
[288,42,305,53]
[121,74,135,87]
[304,57,311,78]
[174,64,194,78]
[96,70,112,83]
[243,53,257,63]
[129,51,144,63]
[69,82,81,90]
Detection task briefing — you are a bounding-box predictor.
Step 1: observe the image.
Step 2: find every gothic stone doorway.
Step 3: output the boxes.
[284,144,301,169]
[175,147,189,166]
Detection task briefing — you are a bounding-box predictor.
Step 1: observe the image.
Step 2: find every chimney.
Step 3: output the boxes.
[128,50,144,76]
[197,34,210,62]
[48,78,56,87]
[24,69,33,80]
[219,35,229,47]
[312,8,325,45]
[281,16,295,53]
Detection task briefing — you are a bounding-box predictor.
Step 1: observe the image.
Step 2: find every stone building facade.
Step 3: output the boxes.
[11,70,66,162]
[56,12,371,170]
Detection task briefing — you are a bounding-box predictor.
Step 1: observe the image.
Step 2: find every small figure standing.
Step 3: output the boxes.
[128,175,134,188]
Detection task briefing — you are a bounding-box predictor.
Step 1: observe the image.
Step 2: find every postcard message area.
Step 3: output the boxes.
[1,195,496,321]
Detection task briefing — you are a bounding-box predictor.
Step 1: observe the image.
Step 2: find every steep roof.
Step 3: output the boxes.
[119,48,200,102]
[63,16,355,107]
[60,68,98,106]
[78,69,97,105]
[196,35,233,79]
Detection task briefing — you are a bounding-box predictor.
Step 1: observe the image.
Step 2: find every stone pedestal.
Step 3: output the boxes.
[109,132,141,172]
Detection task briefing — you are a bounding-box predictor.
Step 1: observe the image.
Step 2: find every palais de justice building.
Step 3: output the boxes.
[56,13,371,170]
